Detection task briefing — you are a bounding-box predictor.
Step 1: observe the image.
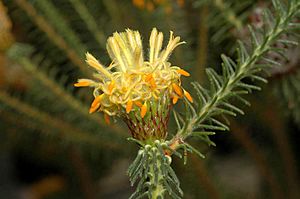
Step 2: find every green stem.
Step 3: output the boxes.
[150,157,165,199]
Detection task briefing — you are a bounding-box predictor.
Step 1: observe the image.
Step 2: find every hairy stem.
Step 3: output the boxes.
[128,141,182,199]
[150,159,165,199]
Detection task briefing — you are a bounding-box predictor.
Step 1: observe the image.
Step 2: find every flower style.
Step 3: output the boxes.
[75,28,192,141]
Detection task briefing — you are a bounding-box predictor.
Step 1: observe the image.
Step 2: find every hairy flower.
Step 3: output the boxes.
[75,28,192,140]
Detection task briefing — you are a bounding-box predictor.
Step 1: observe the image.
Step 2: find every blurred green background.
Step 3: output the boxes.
[0,0,299,198]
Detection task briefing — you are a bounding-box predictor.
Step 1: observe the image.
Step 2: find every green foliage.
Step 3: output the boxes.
[174,0,300,148]
[194,0,252,43]
[1,0,300,198]
[33,0,88,56]
[128,140,183,199]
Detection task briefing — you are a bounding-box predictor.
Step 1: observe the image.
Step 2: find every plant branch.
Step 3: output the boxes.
[0,90,121,149]
[15,0,90,76]
[175,0,300,143]
[69,0,106,48]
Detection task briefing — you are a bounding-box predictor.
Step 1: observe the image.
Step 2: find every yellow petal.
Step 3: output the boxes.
[177,69,190,77]
[172,96,179,104]
[126,100,133,113]
[86,52,111,77]
[141,102,147,118]
[184,90,193,103]
[172,83,183,97]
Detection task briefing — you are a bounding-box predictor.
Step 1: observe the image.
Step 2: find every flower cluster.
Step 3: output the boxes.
[75,28,192,140]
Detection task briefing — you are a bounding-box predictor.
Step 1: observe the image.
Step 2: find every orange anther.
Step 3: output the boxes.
[172,96,179,104]
[74,81,91,87]
[184,90,193,103]
[145,74,153,81]
[172,83,183,97]
[126,100,133,113]
[91,95,102,108]
[89,103,100,114]
[150,79,156,89]
[145,74,156,89]
[177,69,190,77]
[141,102,147,118]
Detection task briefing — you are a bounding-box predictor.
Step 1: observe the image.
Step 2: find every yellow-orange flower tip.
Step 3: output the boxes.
[91,95,102,108]
[184,90,193,103]
[172,96,179,104]
[74,81,91,87]
[172,83,183,97]
[89,103,100,114]
[177,69,190,77]
[141,102,147,118]
[104,114,110,125]
[126,100,133,113]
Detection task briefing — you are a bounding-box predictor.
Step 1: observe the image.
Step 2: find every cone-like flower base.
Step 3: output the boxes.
[124,93,170,141]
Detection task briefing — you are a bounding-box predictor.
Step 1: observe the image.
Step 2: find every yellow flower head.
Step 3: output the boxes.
[75,28,192,122]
